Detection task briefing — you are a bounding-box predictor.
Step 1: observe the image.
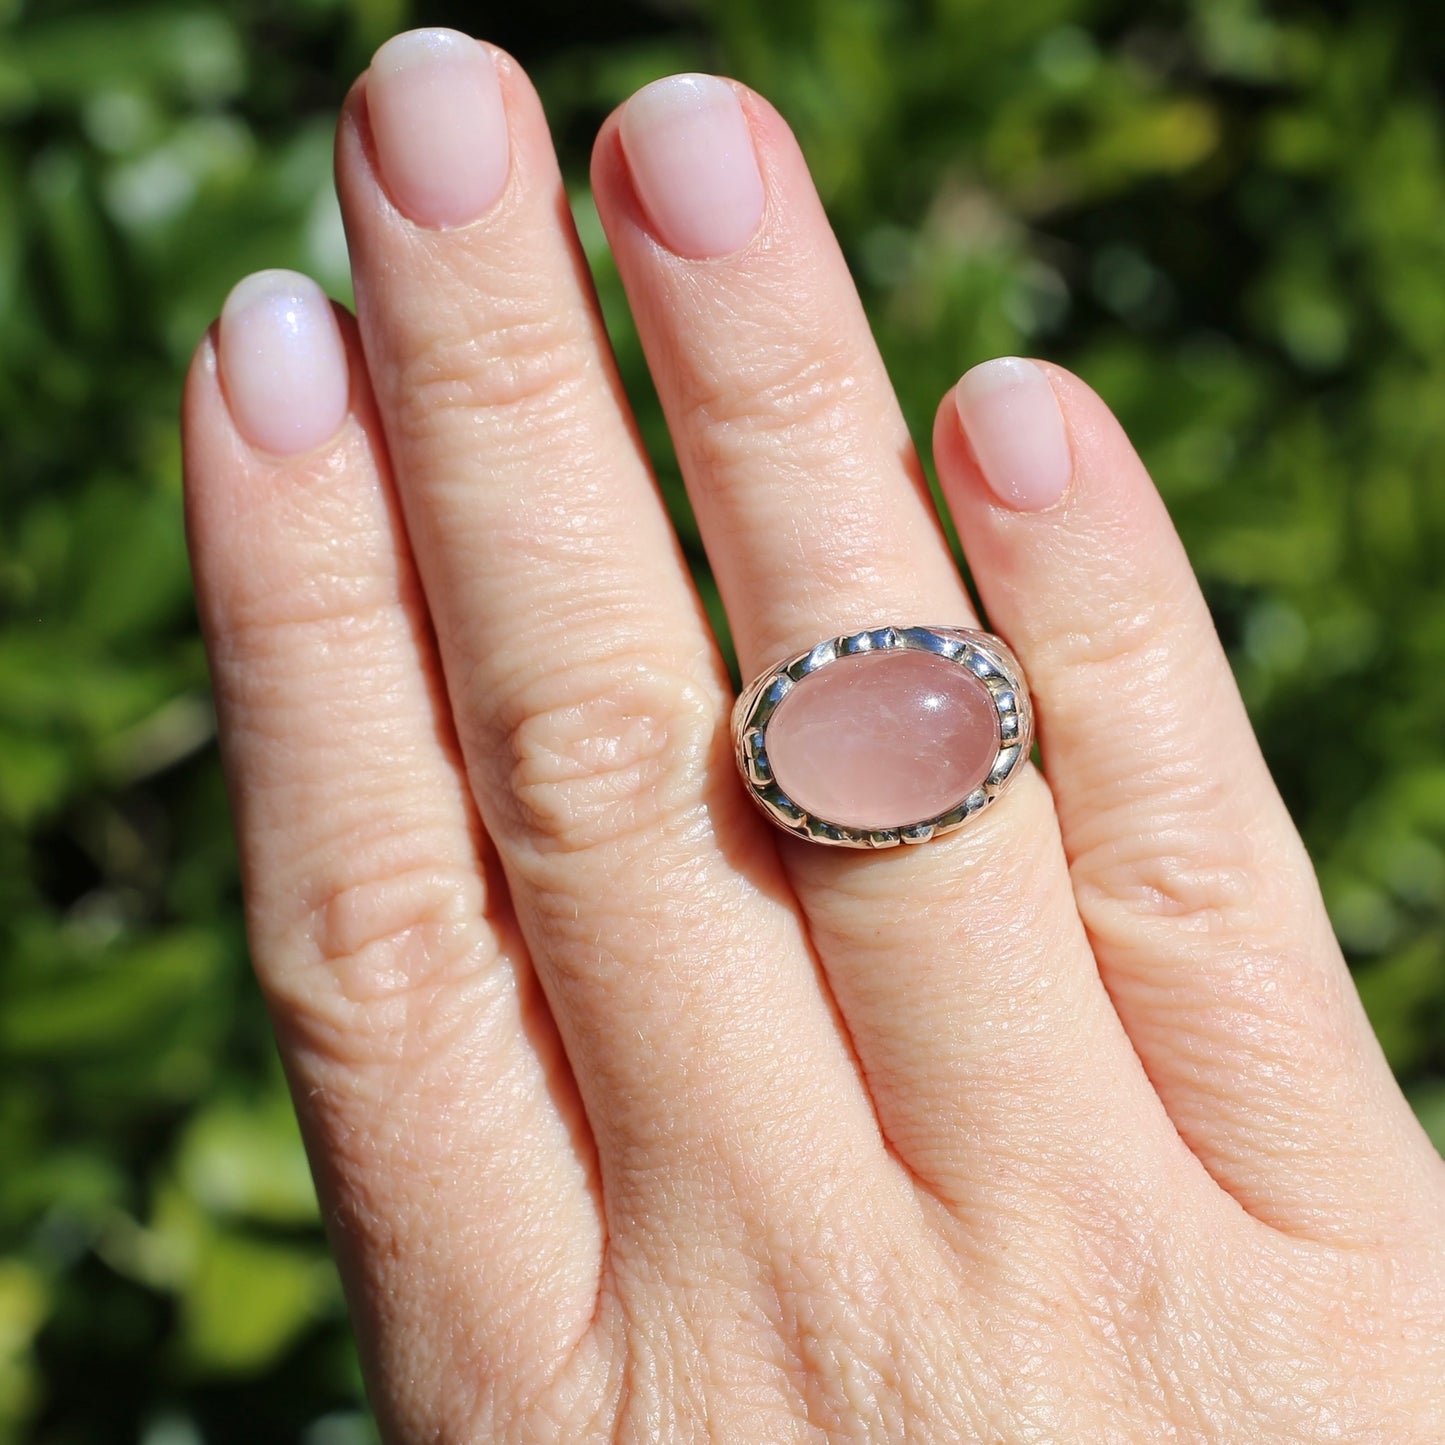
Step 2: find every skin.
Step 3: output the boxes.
[181,37,1445,1444]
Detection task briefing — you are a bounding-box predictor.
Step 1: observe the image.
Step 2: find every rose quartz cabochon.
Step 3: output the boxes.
[765,649,1002,831]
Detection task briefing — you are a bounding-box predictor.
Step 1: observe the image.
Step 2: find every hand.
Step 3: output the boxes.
[181,28,1445,1442]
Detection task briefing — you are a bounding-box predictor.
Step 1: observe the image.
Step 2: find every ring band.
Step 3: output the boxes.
[731,625,1034,848]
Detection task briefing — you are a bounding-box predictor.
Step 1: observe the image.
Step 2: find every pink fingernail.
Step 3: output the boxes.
[219,270,349,457]
[954,357,1073,512]
[367,28,508,229]
[619,73,764,259]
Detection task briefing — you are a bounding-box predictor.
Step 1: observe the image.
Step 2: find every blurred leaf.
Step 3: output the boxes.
[6,8,245,109]
[180,1231,335,1375]
[31,144,118,343]
[71,482,191,644]
[0,731,71,826]
[0,1261,47,1437]
[1,928,221,1057]
[1408,1079,1445,1157]
[1354,933,1445,1075]
[175,1094,318,1229]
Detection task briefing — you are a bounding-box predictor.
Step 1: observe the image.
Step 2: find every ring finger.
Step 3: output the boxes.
[592,76,1178,1206]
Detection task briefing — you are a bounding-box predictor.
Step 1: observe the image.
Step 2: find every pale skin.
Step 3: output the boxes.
[181,30,1445,1444]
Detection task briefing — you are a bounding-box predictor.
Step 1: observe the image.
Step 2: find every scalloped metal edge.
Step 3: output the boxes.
[730,624,1034,849]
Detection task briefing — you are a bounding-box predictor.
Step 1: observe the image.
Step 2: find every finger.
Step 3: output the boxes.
[335,34,882,1229]
[936,357,1441,1239]
[182,275,601,1435]
[591,76,1179,1207]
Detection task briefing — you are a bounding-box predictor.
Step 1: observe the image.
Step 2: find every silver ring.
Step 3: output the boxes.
[731,624,1034,849]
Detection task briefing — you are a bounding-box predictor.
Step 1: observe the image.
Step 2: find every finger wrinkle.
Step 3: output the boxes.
[389,321,600,436]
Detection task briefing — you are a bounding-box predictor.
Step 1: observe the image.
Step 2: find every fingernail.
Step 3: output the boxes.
[219,270,350,457]
[367,28,508,229]
[619,73,764,259]
[954,357,1073,512]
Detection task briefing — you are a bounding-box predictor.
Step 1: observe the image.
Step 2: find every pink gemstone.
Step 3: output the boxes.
[765,648,1001,831]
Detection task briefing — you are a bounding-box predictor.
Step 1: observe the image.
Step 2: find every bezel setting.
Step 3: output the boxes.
[730,625,1034,849]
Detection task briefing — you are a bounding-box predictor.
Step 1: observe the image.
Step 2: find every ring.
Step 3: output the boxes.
[731,625,1034,848]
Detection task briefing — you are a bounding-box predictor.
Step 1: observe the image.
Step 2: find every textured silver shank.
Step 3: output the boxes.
[730,625,1034,849]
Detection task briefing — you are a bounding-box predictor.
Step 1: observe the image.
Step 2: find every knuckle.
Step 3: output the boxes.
[1034,568,1199,680]
[212,489,415,645]
[1072,818,1266,940]
[309,859,475,980]
[268,855,502,1069]
[1066,719,1303,942]
[219,590,399,678]
[684,341,871,471]
[396,294,596,435]
[497,653,722,859]
[1041,607,1172,679]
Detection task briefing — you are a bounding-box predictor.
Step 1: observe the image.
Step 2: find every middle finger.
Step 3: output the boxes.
[594,75,1174,1204]
[336,32,879,1226]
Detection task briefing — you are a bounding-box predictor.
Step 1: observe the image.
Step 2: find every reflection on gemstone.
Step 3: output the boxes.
[765,648,1001,831]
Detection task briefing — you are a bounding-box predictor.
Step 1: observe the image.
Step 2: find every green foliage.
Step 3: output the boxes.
[1,0,1442,1438]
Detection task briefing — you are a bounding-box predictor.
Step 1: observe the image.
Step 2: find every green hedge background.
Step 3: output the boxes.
[2,0,1443,1439]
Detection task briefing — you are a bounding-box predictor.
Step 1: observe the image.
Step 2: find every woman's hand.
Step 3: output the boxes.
[181,29,1445,1442]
